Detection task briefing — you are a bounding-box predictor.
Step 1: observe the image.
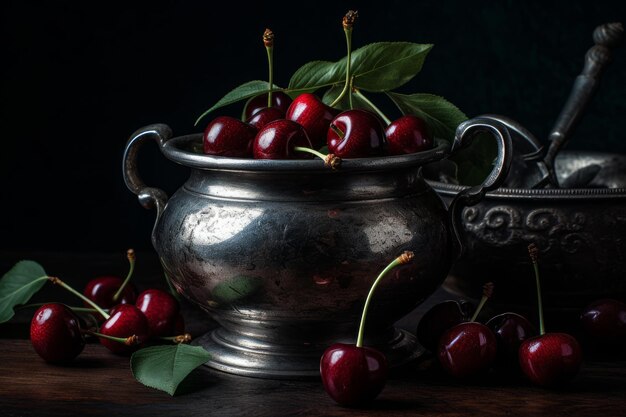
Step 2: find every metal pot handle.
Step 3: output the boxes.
[122,124,172,225]
[447,117,513,258]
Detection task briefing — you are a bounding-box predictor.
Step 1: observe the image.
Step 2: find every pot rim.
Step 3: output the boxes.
[428,180,626,200]
[161,134,451,173]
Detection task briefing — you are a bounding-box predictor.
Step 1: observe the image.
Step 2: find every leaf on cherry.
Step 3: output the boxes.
[288,42,433,93]
[131,344,211,396]
[194,80,282,126]
[0,261,48,323]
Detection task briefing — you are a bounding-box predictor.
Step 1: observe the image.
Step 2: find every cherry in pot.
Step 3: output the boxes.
[244,91,292,120]
[327,109,386,158]
[247,107,285,130]
[253,119,313,160]
[385,115,433,155]
[203,116,257,157]
[30,303,85,363]
[286,93,337,149]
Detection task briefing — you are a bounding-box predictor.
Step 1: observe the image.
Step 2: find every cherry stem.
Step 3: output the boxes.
[293,147,342,169]
[353,90,392,125]
[470,282,494,322]
[329,11,357,108]
[356,251,414,348]
[159,333,193,344]
[112,249,135,302]
[48,276,110,320]
[528,244,545,335]
[16,302,103,314]
[84,329,139,346]
[263,29,275,108]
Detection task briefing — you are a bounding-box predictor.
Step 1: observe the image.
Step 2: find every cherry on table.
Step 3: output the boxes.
[580,298,626,350]
[286,93,337,149]
[30,303,85,363]
[327,109,386,158]
[385,115,433,155]
[203,116,257,157]
[486,312,536,367]
[135,289,180,338]
[99,304,149,354]
[83,276,136,310]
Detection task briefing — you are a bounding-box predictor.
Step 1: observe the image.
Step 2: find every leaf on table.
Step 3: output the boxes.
[131,344,211,396]
[288,42,433,94]
[194,80,282,126]
[0,261,48,323]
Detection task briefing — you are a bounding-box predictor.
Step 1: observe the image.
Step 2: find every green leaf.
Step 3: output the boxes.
[131,344,211,396]
[288,42,433,93]
[386,92,467,141]
[0,261,48,323]
[386,92,497,185]
[195,80,278,126]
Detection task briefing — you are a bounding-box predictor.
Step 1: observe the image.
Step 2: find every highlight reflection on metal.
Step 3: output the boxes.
[122,118,512,378]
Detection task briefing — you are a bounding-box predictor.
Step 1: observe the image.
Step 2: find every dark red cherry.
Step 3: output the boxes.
[135,289,180,337]
[519,333,582,386]
[203,116,257,157]
[30,303,85,363]
[246,107,285,130]
[437,322,497,378]
[253,119,313,160]
[385,115,433,155]
[83,276,136,311]
[327,109,386,158]
[244,91,292,120]
[580,298,626,349]
[486,312,536,367]
[286,93,337,149]
[416,299,473,352]
[320,343,388,406]
[99,304,149,354]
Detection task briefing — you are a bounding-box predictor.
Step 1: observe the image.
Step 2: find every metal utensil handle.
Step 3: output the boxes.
[543,22,624,179]
[447,117,513,258]
[122,124,172,224]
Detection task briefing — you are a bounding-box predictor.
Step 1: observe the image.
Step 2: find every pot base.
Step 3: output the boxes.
[196,327,422,379]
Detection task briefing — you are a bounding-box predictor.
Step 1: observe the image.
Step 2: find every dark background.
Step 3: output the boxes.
[1,0,625,253]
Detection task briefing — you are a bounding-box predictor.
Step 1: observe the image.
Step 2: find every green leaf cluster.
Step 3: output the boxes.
[0,261,48,323]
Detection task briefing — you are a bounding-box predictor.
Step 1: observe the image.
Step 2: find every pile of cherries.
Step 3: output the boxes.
[29,250,185,363]
[203,91,432,161]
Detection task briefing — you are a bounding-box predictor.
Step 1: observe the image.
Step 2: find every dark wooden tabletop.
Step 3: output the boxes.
[1,251,625,417]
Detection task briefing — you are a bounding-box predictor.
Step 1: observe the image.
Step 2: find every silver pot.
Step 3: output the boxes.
[429,151,626,316]
[122,117,512,378]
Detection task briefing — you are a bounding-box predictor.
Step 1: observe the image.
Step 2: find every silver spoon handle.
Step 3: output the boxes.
[543,22,623,176]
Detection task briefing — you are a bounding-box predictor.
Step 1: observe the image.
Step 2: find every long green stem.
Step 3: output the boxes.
[17,303,102,314]
[356,251,414,348]
[470,282,494,322]
[85,330,138,346]
[293,146,341,169]
[48,276,110,320]
[529,244,545,335]
[112,249,135,302]
[329,12,356,108]
[353,90,392,125]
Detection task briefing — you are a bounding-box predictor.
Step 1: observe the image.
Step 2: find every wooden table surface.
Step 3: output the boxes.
[1,252,625,416]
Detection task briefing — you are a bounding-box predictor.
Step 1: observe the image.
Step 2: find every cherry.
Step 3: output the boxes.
[135,289,180,337]
[519,244,582,386]
[580,298,626,351]
[286,93,337,149]
[244,92,292,120]
[385,115,433,155]
[246,107,285,130]
[203,116,257,157]
[486,312,536,367]
[99,304,149,354]
[436,283,497,378]
[30,303,85,363]
[416,299,473,352]
[321,251,414,406]
[253,119,313,160]
[327,109,386,158]
[83,276,136,310]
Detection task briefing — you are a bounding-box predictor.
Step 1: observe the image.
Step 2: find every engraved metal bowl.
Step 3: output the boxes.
[122,118,512,378]
[428,151,626,317]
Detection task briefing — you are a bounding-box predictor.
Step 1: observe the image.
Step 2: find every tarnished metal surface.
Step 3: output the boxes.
[122,118,512,378]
